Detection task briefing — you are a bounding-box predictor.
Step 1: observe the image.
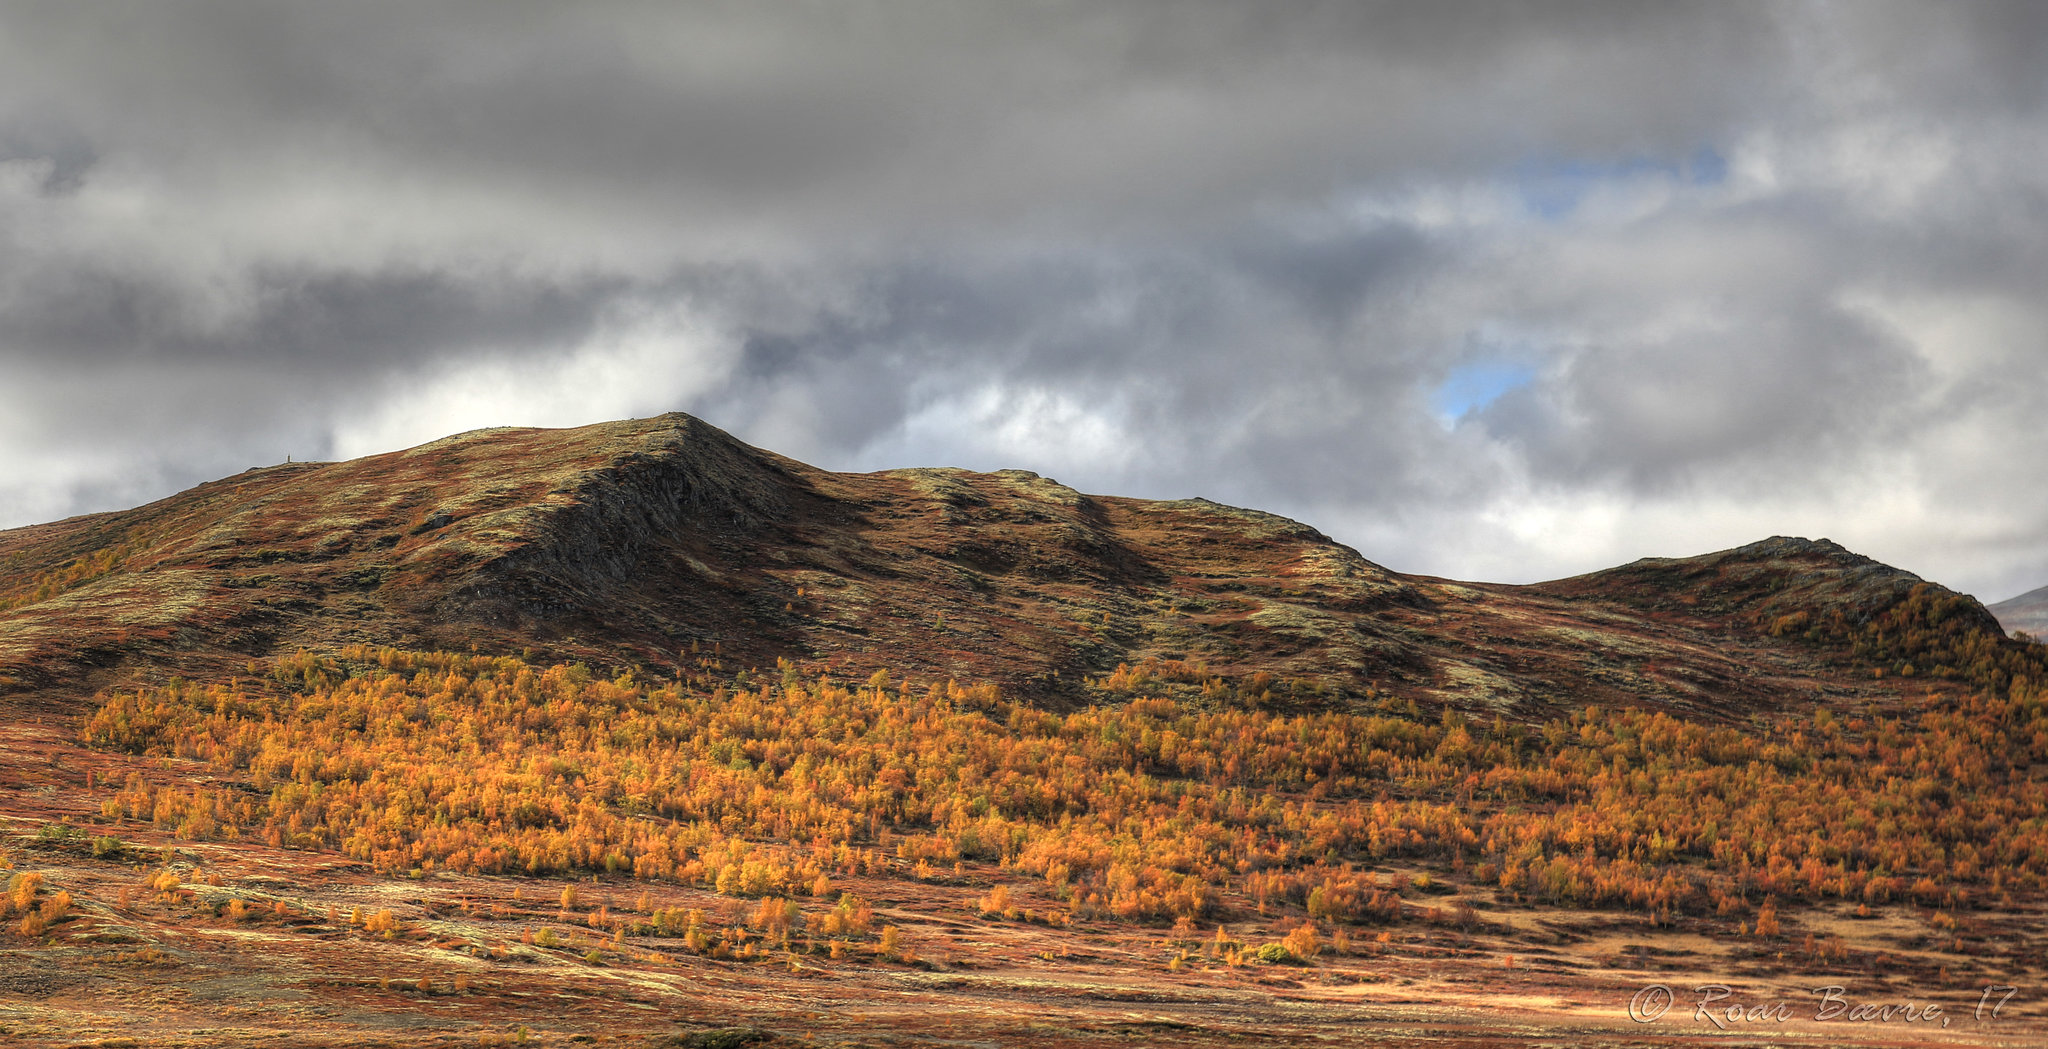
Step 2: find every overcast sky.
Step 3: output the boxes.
[2,2,2045,601]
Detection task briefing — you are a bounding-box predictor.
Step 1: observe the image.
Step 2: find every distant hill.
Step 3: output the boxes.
[0,413,2027,716]
[1992,583,2048,639]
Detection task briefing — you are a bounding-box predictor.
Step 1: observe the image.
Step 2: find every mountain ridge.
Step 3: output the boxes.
[0,412,2019,717]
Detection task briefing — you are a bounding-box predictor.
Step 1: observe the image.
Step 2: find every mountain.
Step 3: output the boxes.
[1991,583,2048,639]
[5,412,2045,1049]
[0,412,2016,717]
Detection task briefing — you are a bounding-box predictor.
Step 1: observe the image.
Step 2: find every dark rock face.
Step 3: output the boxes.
[0,414,2022,717]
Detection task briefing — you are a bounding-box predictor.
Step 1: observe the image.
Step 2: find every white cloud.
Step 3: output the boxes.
[330,301,737,460]
[855,384,1143,479]
[2,3,2045,605]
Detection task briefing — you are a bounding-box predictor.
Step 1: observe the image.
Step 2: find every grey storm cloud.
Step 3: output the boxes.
[2,2,2046,603]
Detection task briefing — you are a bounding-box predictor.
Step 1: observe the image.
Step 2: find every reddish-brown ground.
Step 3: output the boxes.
[4,714,2041,1048]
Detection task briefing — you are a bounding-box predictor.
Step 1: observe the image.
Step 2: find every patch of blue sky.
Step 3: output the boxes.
[1514,146,1726,220]
[1687,145,1728,186]
[1432,360,1538,422]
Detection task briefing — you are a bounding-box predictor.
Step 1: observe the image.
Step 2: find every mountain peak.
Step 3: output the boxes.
[1731,535,1859,560]
[1539,534,2007,653]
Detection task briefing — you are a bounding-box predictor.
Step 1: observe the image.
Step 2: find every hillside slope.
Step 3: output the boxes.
[1992,583,2048,639]
[0,413,2020,715]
